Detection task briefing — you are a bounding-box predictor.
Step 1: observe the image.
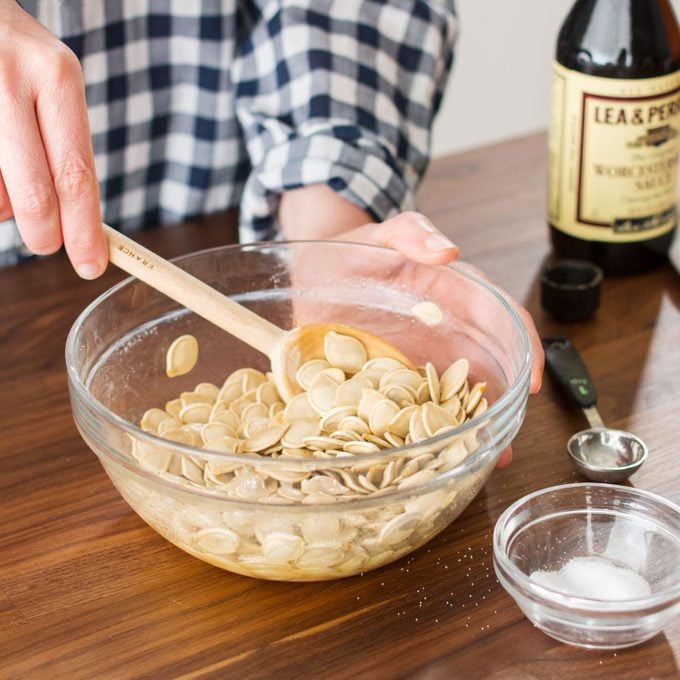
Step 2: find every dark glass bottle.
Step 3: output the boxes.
[548,0,680,276]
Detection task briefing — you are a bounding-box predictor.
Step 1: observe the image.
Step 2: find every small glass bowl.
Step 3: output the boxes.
[493,483,680,649]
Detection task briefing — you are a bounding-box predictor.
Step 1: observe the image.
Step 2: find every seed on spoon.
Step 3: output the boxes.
[324,331,367,374]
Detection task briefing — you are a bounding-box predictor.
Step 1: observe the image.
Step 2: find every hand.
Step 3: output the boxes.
[280,184,462,266]
[279,187,544,468]
[0,0,107,278]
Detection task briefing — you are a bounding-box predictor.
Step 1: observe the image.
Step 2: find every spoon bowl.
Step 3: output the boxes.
[567,427,649,483]
[270,322,412,401]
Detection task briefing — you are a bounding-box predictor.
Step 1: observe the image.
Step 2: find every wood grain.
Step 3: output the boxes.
[1,137,678,679]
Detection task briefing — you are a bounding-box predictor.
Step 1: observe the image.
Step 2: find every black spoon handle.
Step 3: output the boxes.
[542,336,598,409]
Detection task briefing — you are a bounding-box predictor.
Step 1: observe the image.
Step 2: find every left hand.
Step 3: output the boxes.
[279,186,544,467]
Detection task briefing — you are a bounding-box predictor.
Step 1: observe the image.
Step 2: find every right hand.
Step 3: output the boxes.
[0,0,107,278]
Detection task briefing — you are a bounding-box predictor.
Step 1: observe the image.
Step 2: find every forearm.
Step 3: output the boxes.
[279,184,374,240]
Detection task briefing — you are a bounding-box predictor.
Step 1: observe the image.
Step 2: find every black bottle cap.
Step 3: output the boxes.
[540,259,603,322]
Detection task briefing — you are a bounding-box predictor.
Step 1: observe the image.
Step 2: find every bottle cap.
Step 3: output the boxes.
[540,259,603,322]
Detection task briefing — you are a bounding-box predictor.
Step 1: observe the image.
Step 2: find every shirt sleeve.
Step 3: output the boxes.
[231,0,457,241]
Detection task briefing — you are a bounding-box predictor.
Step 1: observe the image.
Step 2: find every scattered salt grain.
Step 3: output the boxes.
[530,556,651,600]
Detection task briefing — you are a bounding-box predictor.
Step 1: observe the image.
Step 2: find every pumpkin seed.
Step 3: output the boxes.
[324,331,367,374]
[165,334,198,377]
[440,358,469,401]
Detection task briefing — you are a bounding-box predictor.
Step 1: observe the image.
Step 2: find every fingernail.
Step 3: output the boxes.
[415,214,437,232]
[424,233,456,251]
[76,262,103,279]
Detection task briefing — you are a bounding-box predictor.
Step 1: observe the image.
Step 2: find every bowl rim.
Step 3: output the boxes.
[493,482,680,612]
[65,239,532,475]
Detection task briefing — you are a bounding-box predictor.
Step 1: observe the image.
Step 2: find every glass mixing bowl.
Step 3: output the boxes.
[494,483,680,649]
[67,241,531,581]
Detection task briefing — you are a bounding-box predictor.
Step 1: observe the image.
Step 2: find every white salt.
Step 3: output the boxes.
[530,569,568,591]
[530,556,651,600]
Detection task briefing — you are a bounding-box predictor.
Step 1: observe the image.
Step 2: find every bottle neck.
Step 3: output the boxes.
[558,0,680,78]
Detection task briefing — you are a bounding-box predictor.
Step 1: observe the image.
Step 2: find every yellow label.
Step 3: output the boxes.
[549,61,680,243]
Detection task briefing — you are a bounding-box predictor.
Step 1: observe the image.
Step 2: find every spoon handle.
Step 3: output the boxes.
[542,336,598,409]
[104,224,285,356]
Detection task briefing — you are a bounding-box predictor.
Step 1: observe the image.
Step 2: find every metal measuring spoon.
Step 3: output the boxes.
[542,336,648,483]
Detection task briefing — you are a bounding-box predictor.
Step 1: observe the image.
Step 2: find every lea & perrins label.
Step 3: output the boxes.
[549,61,680,243]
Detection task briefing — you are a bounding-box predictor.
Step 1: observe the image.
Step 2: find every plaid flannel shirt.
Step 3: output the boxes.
[0,0,456,266]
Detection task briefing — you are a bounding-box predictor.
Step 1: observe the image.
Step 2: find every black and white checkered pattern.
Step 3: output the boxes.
[0,0,456,266]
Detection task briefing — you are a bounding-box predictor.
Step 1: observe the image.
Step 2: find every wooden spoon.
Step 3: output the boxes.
[104,225,412,401]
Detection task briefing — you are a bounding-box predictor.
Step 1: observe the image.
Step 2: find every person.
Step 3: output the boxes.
[0,0,543,427]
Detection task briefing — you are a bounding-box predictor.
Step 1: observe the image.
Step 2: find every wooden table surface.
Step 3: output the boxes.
[1,132,678,679]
